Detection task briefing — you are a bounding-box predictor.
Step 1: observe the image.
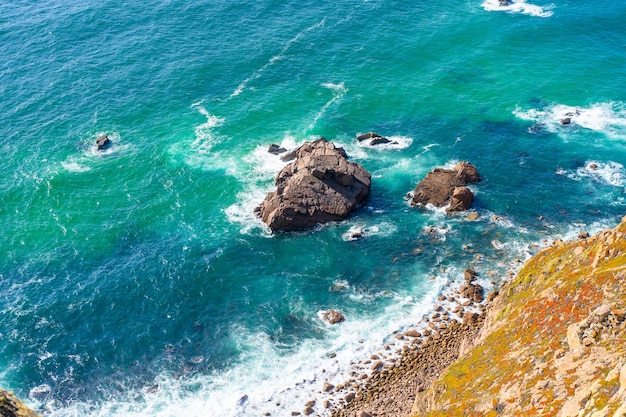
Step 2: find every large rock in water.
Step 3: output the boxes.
[410,161,481,213]
[256,138,371,231]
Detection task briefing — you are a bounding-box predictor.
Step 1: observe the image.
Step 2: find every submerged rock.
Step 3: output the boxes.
[410,161,481,213]
[257,138,371,232]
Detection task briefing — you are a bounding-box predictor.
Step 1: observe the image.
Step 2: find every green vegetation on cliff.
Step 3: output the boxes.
[413,217,626,416]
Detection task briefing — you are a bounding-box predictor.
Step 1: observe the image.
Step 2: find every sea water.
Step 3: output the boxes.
[1,0,626,416]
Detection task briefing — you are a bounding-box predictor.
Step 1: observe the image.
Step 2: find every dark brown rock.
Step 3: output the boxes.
[96,134,111,150]
[560,117,572,125]
[410,162,480,213]
[257,138,371,231]
[356,132,383,142]
[268,144,287,155]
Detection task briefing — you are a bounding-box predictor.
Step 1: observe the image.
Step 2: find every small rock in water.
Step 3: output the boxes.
[321,310,345,324]
[268,143,287,155]
[96,134,111,150]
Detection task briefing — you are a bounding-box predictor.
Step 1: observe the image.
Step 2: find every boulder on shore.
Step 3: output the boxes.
[256,138,371,232]
[410,161,481,213]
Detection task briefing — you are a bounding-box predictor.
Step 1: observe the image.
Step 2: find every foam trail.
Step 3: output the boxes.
[558,160,626,188]
[482,0,554,18]
[230,19,326,99]
[308,82,348,130]
[514,101,626,140]
[191,104,224,153]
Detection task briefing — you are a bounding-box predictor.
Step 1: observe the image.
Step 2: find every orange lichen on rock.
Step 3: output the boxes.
[412,216,626,416]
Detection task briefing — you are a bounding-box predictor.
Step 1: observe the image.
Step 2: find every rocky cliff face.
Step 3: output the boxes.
[0,389,40,417]
[412,216,626,417]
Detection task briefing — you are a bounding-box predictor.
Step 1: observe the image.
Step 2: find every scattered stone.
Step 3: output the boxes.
[560,117,572,125]
[305,400,316,408]
[404,330,422,338]
[356,411,374,417]
[323,382,335,392]
[371,361,384,371]
[344,392,356,403]
[578,231,590,239]
[303,407,314,416]
[467,212,479,221]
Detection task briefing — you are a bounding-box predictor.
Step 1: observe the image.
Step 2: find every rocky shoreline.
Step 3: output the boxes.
[280,267,502,417]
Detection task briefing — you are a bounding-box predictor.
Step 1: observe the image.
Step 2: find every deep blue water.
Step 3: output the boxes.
[1,0,626,415]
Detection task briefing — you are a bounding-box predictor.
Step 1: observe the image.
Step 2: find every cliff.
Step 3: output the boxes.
[412,216,626,416]
[0,389,39,417]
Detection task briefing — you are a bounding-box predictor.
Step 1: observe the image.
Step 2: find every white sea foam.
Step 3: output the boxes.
[61,132,129,173]
[341,222,398,241]
[355,134,413,151]
[229,19,326,99]
[481,0,554,18]
[308,82,348,130]
[169,105,236,172]
[514,102,626,140]
[44,269,446,417]
[558,160,626,187]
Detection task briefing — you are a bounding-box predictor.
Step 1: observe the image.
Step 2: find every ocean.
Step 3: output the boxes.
[1,0,626,415]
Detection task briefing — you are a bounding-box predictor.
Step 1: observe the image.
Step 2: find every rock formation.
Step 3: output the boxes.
[267,144,287,155]
[256,138,371,232]
[410,161,480,212]
[356,132,395,146]
[0,389,40,417]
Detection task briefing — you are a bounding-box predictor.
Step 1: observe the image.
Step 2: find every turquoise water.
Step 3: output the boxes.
[2,0,626,415]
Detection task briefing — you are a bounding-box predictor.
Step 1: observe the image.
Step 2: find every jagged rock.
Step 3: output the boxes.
[323,382,335,392]
[96,134,111,150]
[560,117,572,125]
[257,138,371,231]
[268,144,287,155]
[356,132,396,146]
[280,149,297,162]
[464,268,478,282]
[448,186,474,212]
[460,282,484,303]
[370,136,392,146]
[0,389,40,417]
[321,310,345,324]
[410,162,480,213]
